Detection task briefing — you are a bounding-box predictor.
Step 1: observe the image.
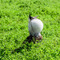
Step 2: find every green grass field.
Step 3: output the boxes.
[0,0,60,60]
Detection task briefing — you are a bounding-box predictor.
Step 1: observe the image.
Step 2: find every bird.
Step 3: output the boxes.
[27,14,43,43]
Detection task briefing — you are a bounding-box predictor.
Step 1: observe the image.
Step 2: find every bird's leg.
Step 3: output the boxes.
[32,36,36,43]
[33,34,37,43]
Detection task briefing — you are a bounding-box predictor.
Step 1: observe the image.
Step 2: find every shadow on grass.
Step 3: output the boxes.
[11,36,34,54]
[11,36,42,54]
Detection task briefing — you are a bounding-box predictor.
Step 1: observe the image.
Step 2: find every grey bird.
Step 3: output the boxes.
[27,14,43,43]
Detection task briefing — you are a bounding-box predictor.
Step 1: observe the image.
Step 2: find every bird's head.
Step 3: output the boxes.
[29,14,38,21]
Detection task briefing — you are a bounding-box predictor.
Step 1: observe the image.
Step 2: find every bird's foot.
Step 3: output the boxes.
[36,35,42,40]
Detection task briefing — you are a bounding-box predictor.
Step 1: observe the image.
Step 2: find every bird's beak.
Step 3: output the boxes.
[34,15,39,18]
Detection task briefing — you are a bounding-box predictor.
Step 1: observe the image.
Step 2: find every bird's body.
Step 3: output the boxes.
[28,15,43,42]
[28,18,43,37]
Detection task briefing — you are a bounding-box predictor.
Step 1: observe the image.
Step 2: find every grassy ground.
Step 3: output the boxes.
[0,0,60,60]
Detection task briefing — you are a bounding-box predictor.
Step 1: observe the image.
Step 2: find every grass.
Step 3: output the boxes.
[0,0,60,60]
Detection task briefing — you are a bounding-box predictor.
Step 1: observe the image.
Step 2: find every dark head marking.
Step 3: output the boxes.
[29,14,34,20]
